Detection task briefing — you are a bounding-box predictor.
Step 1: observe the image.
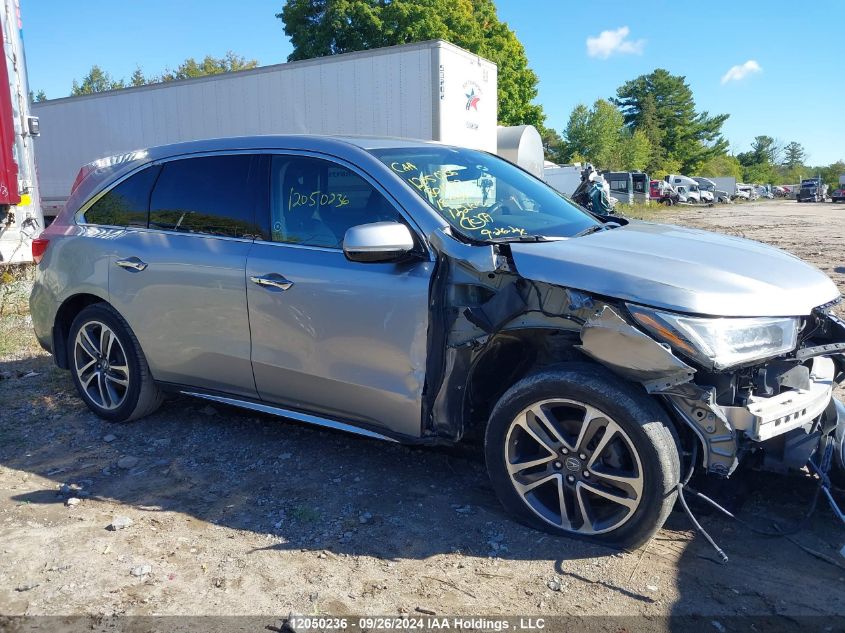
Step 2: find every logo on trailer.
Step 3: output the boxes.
[463,81,482,111]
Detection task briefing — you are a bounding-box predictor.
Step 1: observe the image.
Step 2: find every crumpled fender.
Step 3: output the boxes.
[577,305,695,392]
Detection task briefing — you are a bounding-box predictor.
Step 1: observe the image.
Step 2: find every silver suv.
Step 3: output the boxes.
[30,136,845,549]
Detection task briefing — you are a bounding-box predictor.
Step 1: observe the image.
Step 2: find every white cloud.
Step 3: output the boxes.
[586,26,646,59]
[721,60,762,84]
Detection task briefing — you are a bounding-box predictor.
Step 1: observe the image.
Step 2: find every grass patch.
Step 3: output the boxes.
[617,202,674,221]
[0,263,34,317]
[0,264,45,361]
[0,313,41,359]
[618,199,756,221]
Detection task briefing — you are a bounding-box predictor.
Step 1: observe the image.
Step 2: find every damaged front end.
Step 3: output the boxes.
[423,229,845,506]
[579,301,845,482]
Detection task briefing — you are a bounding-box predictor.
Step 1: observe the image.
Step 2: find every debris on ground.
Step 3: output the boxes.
[108,516,134,531]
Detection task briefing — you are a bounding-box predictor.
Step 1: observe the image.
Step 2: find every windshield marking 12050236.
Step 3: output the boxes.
[370,147,599,242]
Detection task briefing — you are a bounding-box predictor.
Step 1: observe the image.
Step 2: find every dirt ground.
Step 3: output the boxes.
[1,199,844,624]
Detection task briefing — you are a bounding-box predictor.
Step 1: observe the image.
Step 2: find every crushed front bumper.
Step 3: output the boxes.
[723,357,835,442]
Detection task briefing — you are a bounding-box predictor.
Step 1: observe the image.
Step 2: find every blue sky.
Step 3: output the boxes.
[21,0,845,164]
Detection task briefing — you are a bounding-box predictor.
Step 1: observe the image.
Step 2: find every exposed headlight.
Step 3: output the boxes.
[627,304,799,370]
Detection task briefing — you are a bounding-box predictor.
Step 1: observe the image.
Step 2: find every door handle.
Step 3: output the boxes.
[250,273,294,291]
[115,257,148,272]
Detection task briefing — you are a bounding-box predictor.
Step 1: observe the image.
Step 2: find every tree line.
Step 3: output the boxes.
[32,0,843,188]
[544,71,842,187]
[30,51,258,102]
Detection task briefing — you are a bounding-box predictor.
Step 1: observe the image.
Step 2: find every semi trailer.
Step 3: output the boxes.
[32,40,543,219]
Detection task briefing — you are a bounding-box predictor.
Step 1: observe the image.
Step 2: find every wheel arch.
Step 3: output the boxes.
[52,292,109,369]
[459,327,585,442]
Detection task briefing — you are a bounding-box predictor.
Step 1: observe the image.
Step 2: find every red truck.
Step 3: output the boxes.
[0,0,42,264]
[649,179,680,205]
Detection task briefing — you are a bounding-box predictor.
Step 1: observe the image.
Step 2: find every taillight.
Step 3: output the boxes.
[31,237,49,263]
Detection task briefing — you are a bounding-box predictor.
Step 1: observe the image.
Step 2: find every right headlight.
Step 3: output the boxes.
[627,304,799,370]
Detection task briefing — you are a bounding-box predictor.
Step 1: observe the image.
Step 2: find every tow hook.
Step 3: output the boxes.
[808,441,845,526]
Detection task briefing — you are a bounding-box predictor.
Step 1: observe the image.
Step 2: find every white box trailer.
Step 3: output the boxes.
[544,165,583,196]
[32,40,499,217]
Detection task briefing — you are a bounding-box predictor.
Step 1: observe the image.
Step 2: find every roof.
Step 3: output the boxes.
[116,134,444,164]
[62,134,451,219]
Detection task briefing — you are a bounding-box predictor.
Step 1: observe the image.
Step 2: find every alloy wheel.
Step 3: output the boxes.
[73,320,130,410]
[504,398,643,535]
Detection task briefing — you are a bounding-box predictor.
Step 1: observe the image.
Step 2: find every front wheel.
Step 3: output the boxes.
[67,303,163,423]
[484,365,680,549]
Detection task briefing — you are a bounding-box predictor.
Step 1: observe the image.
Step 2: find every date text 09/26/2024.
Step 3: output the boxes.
[286,616,547,631]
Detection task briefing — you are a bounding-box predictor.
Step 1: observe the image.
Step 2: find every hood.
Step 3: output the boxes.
[510,222,839,317]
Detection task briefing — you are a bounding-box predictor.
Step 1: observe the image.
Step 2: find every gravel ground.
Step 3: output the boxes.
[0,199,844,621]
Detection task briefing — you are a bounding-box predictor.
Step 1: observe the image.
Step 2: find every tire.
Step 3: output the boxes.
[67,303,163,423]
[484,364,680,550]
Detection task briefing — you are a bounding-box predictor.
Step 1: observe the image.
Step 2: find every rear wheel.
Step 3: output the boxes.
[485,365,680,550]
[67,304,163,423]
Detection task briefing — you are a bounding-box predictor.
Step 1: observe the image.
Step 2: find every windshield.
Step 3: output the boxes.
[369,146,600,241]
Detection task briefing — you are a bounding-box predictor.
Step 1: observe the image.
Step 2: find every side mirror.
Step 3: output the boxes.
[343,221,416,263]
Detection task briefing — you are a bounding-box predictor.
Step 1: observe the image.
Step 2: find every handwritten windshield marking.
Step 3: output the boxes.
[289,189,350,209]
[390,162,535,237]
[480,226,527,239]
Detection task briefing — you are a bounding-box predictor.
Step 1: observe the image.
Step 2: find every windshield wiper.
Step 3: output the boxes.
[574,224,607,238]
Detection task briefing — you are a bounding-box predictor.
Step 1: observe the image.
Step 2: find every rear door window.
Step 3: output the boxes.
[149,155,262,238]
[82,165,160,227]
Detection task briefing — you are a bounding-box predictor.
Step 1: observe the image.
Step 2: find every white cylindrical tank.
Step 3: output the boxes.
[497,125,544,179]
